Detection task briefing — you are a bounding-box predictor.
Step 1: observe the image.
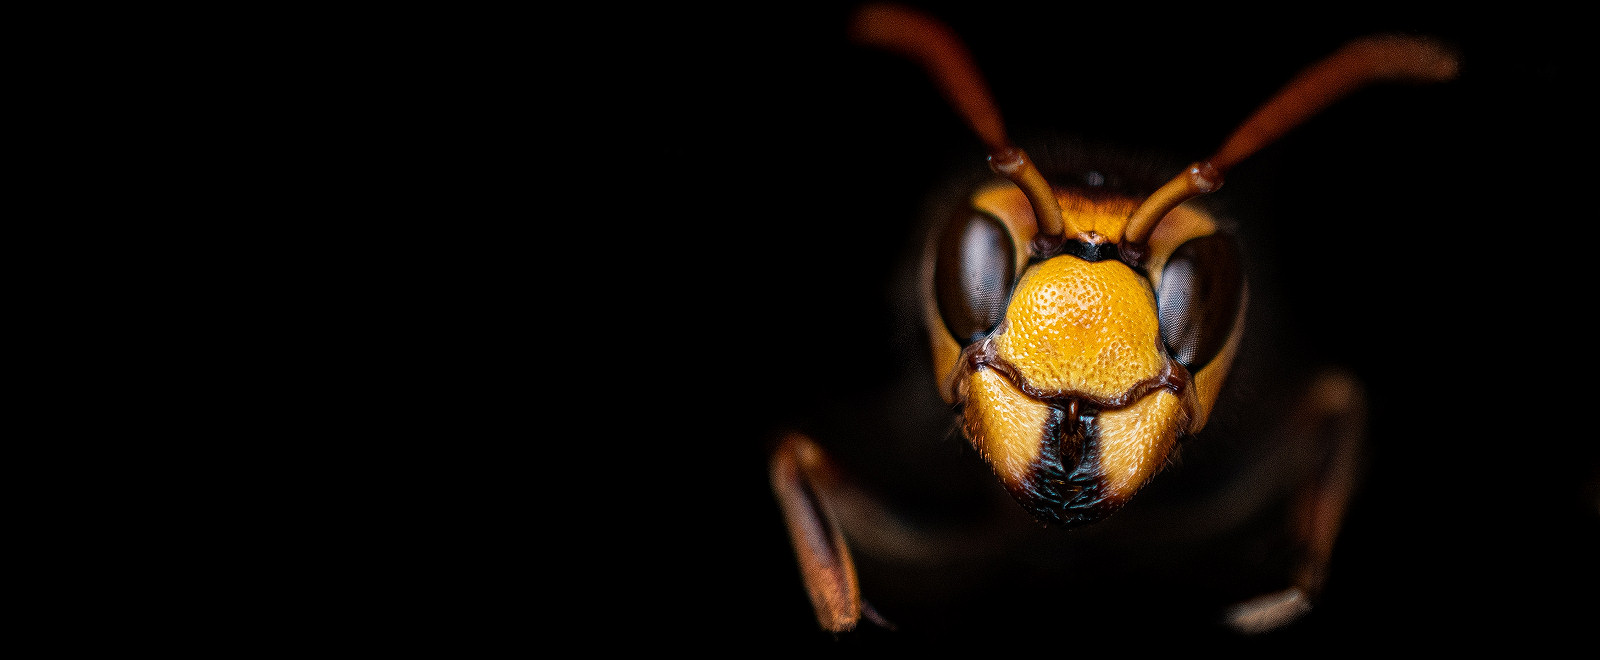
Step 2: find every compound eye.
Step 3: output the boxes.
[1156,234,1244,371]
[934,211,1015,346]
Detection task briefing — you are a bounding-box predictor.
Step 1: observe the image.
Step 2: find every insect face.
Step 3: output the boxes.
[925,178,1245,527]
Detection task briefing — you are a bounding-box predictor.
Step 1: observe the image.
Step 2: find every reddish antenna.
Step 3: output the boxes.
[851,4,1079,245]
[1122,35,1460,247]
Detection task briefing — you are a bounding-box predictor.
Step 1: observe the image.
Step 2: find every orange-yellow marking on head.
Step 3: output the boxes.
[992,255,1165,401]
[1094,389,1187,500]
[971,183,1142,249]
[963,366,1053,488]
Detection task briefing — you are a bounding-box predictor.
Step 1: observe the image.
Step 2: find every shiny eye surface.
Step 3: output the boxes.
[934,211,1015,346]
[1156,234,1243,371]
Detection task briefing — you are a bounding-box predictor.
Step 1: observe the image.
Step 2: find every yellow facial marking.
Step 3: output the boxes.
[963,366,1054,489]
[971,182,1142,248]
[1094,389,1187,500]
[992,255,1165,401]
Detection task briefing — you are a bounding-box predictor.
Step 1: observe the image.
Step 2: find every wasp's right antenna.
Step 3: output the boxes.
[1121,35,1460,249]
[851,4,1080,251]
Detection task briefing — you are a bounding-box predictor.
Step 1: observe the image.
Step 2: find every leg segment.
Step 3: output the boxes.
[1225,370,1367,634]
[770,432,863,633]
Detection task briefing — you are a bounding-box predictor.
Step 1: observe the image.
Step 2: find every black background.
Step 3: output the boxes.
[568,2,1595,652]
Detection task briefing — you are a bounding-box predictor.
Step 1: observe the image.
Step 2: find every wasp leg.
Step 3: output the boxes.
[771,430,1031,632]
[1225,370,1368,634]
[769,432,869,633]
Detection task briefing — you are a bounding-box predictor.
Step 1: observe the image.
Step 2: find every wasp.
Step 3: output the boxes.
[765,4,1465,640]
